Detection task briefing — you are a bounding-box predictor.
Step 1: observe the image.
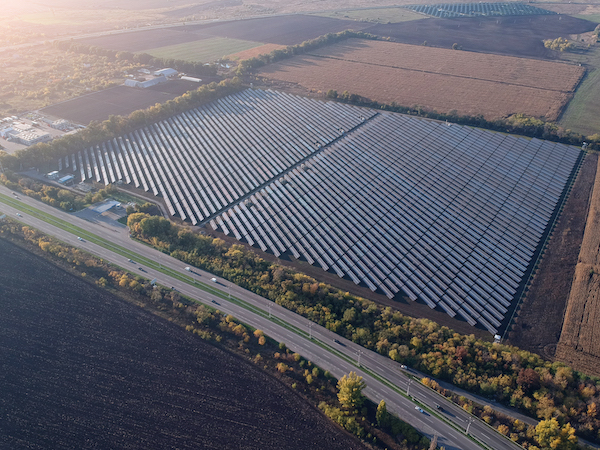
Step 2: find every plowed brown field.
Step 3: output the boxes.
[556,156,600,377]
[228,43,287,60]
[258,39,584,120]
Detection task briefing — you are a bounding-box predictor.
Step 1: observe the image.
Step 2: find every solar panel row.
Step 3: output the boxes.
[61,89,580,335]
[212,110,580,334]
[68,89,375,224]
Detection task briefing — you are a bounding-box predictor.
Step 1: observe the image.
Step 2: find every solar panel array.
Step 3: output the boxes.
[65,89,375,224]
[61,89,581,334]
[210,112,580,335]
[403,2,556,18]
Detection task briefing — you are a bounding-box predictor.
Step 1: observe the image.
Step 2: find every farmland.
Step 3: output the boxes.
[145,37,262,62]
[555,156,600,377]
[558,44,600,137]
[312,7,424,23]
[258,39,584,120]
[0,238,367,450]
[182,15,373,45]
[363,15,598,59]
[41,80,206,125]
[76,15,373,55]
[227,43,287,61]
[76,28,208,53]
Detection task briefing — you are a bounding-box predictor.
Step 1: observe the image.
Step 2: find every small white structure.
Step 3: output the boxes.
[0,126,13,138]
[16,130,51,146]
[58,174,75,185]
[124,75,168,89]
[181,76,202,83]
[153,68,178,78]
[47,170,59,180]
[50,119,70,130]
[12,122,32,133]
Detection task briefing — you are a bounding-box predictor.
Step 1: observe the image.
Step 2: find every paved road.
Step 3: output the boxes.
[0,186,523,450]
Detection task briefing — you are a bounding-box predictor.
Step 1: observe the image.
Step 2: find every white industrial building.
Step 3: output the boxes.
[16,130,51,146]
[153,68,178,78]
[124,75,168,89]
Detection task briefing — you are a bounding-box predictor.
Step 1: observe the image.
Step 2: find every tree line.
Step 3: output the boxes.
[235,30,380,76]
[421,377,582,450]
[324,90,600,151]
[125,212,600,445]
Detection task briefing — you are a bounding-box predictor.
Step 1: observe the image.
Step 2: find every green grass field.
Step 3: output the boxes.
[559,45,600,137]
[144,37,262,62]
[313,7,424,23]
[575,14,600,23]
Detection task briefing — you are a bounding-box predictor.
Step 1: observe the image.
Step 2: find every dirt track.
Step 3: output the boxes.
[508,152,597,360]
[555,154,600,376]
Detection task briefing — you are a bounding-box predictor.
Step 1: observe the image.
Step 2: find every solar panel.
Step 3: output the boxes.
[66,89,581,335]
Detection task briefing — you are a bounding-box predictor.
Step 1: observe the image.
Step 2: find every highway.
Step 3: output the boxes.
[0,185,523,450]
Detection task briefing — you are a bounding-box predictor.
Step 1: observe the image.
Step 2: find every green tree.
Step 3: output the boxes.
[534,418,577,450]
[337,371,366,410]
[376,399,388,427]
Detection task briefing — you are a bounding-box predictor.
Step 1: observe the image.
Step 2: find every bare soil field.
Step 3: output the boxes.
[311,39,584,91]
[363,15,598,59]
[76,15,371,55]
[180,14,373,45]
[77,28,209,53]
[258,39,582,120]
[228,43,287,60]
[40,80,205,125]
[0,238,367,450]
[508,152,597,360]
[555,155,600,377]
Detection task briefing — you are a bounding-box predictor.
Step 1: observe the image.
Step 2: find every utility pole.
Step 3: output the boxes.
[356,350,362,367]
[308,322,312,339]
[466,417,474,435]
[407,378,412,397]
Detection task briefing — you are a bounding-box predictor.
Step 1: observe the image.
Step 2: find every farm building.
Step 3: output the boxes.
[124,75,168,89]
[153,68,178,78]
[181,76,202,83]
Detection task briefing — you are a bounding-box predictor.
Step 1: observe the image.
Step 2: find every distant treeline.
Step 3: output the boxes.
[0,78,242,171]
[324,89,600,151]
[235,30,380,75]
[52,40,218,76]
